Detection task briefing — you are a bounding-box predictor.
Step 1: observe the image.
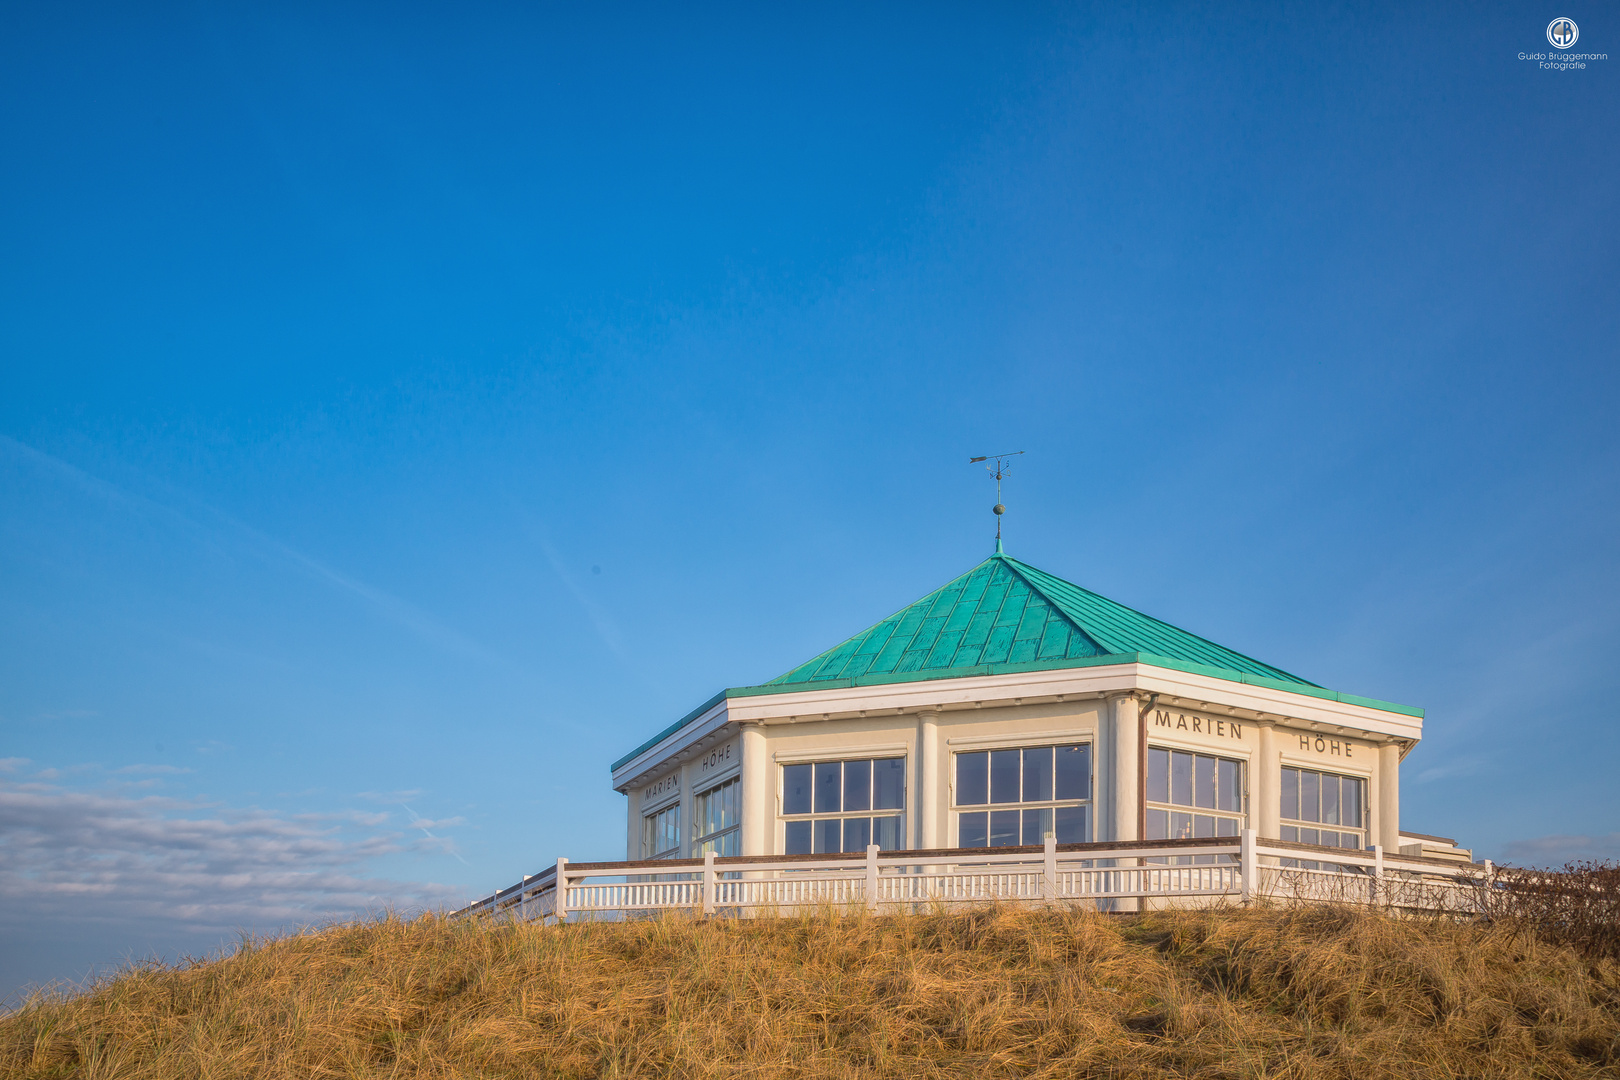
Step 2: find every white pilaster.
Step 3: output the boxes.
[1377,741,1401,851]
[740,722,770,856]
[919,711,940,848]
[624,785,641,861]
[1254,722,1280,839]
[1110,694,1141,842]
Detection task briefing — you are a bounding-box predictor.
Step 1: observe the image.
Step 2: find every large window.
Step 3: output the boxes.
[692,776,741,857]
[642,803,680,860]
[782,757,905,854]
[1145,747,1245,841]
[954,744,1091,847]
[1280,767,1365,850]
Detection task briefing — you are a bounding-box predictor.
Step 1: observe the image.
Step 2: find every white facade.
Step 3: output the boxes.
[613,658,1421,862]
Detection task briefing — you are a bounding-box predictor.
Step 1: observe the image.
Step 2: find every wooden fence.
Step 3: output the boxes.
[455,831,1493,923]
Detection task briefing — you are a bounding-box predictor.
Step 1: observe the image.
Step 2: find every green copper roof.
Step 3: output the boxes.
[767,551,1316,689]
[611,551,1426,776]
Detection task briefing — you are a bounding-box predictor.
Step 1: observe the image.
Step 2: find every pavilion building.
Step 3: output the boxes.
[611,544,1434,864]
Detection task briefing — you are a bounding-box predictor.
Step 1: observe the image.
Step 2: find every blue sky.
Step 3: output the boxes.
[2,2,1616,998]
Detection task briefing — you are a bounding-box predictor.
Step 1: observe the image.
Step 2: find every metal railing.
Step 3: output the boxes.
[454,832,1494,923]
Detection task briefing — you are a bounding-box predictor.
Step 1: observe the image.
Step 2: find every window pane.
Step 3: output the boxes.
[1217,759,1241,813]
[814,762,842,814]
[783,764,812,816]
[1217,817,1239,837]
[843,759,871,812]
[1022,808,1053,844]
[1194,755,1216,809]
[843,816,872,853]
[812,818,841,854]
[1146,808,1169,840]
[873,815,904,851]
[1055,804,1088,843]
[874,758,906,810]
[1056,744,1089,801]
[1281,825,1298,843]
[1194,814,1216,838]
[990,750,1021,804]
[955,752,988,806]
[1146,748,1170,804]
[989,809,1020,846]
[1170,810,1193,840]
[1171,751,1194,807]
[959,811,988,847]
[1281,768,1299,822]
[1023,747,1054,802]
[1321,774,1340,826]
[1301,771,1320,822]
[1300,828,1319,846]
[785,820,812,855]
[1343,778,1362,830]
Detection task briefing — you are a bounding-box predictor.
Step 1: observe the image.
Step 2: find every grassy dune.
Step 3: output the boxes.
[4,904,1619,1079]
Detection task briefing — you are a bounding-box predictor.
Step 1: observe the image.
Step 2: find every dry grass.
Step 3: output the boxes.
[3,904,1619,1079]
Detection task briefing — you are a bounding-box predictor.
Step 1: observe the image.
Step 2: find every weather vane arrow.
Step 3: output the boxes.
[969,450,1024,548]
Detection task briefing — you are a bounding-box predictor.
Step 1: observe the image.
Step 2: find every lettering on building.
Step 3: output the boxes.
[642,774,679,801]
[1152,710,1243,741]
[698,741,736,775]
[1298,733,1353,758]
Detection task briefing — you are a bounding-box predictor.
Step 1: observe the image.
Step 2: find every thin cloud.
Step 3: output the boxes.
[0,777,464,937]
[530,524,625,658]
[0,435,492,662]
[357,789,424,804]
[1500,832,1620,866]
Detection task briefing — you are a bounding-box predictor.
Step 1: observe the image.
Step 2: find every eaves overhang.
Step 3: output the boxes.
[611,653,1423,790]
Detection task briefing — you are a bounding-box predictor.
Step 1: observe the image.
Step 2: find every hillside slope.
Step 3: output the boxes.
[4,905,1618,1079]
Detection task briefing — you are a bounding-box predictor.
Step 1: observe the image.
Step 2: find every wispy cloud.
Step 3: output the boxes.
[0,775,464,938]
[526,521,625,659]
[0,435,492,661]
[1500,832,1620,866]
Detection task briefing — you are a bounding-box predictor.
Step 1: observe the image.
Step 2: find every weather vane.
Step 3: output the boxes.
[968,450,1024,545]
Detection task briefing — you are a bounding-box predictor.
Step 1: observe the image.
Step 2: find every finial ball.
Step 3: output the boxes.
[993,503,1005,515]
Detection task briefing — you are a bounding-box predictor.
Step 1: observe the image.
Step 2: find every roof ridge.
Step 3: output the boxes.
[993,554,1109,656]
[1001,555,1318,688]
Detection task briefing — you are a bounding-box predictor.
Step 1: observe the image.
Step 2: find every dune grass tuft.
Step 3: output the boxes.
[4,903,1618,1078]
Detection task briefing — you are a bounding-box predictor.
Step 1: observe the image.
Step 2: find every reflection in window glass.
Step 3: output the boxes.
[990,749,1020,804]
[782,764,812,816]
[1023,749,1054,802]
[953,743,1092,847]
[815,762,841,814]
[843,759,871,812]
[874,758,906,810]
[956,752,988,805]
[1055,745,1088,800]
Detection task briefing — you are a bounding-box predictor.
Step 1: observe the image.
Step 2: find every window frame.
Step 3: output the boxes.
[951,742,1094,848]
[779,756,907,855]
[1278,764,1369,853]
[691,775,741,857]
[641,801,681,860]
[1143,745,1248,863]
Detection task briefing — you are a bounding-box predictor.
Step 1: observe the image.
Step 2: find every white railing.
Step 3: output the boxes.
[454,832,1492,923]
